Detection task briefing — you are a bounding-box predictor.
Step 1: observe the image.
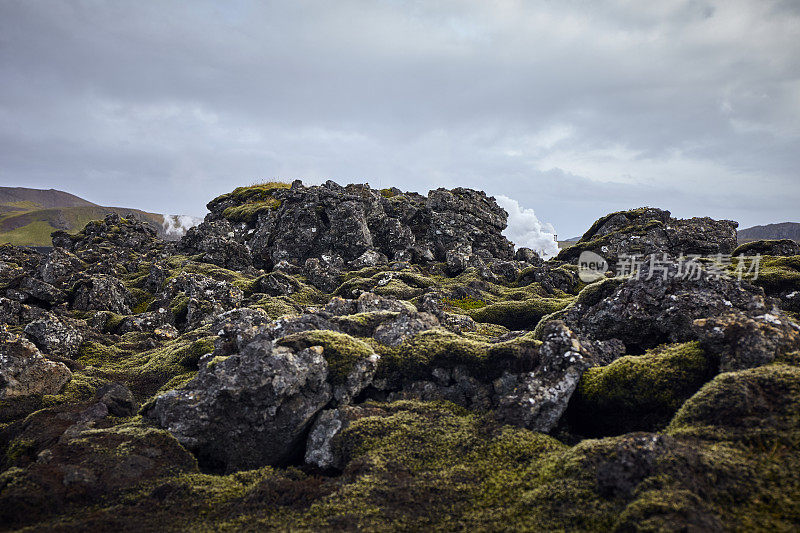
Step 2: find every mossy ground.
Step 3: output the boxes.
[4,207,800,530]
[72,330,216,405]
[21,367,800,532]
[568,342,715,436]
[741,255,800,294]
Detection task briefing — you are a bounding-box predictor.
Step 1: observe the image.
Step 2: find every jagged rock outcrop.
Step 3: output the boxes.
[545,263,776,353]
[557,207,738,268]
[52,213,160,254]
[144,334,379,472]
[71,275,133,314]
[23,313,84,359]
[178,181,515,280]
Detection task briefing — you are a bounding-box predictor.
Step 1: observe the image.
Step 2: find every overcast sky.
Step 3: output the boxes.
[1,0,798,237]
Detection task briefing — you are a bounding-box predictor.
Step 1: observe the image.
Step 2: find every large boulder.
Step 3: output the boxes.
[145,334,378,472]
[693,311,800,372]
[0,327,71,399]
[492,321,594,432]
[557,207,738,269]
[548,263,774,353]
[153,272,244,331]
[175,219,253,270]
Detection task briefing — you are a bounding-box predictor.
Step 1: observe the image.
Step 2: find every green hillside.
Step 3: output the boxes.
[0,187,167,246]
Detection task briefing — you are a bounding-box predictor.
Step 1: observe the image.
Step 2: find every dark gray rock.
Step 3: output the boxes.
[71,275,132,314]
[175,219,253,270]
[154,273,244,330]
[557,207,738,269]
[693,311,800,372]
[24,314,84,359]
[19,277,64,306]
[493,321,593,432]
[145,341,332,472]
[550,263,771,353]
[38,248,85,286]
[183,182,515,272]
[95,382,138,417]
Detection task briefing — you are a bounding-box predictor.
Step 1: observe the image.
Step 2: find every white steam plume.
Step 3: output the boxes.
[495,195,559,259]
[162,214,202,239]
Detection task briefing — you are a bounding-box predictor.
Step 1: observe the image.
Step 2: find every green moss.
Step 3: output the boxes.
[739,255,800,294]
[442,296,486,310]
[15,390,800,531]
[468,296,572,330]
[370,328,540,385]
[299,401,610,531]
[569,342,713,436]
[276,330,374,386]
[75,333,215,404]
[251,296,302,319]
[668,363,800,445]
[222,198,281,223]
[41,372,111,407]
[335,269,435,299]
[5,439,35,464]
[213,181,291,205]
[732,240,799,257]
[169,293,189,320]
[330,311,401,337]
[209,182,290,223]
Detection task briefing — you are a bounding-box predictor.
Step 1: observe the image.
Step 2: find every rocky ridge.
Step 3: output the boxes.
[1,181,799,531]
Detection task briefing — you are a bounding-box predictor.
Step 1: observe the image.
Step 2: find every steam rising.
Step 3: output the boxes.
[495,195,559,259]
[162,214,202,239]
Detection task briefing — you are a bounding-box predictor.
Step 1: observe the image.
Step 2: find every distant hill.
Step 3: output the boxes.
[0,186,199,247]
[738,222,800,242]
[0,187,97,211]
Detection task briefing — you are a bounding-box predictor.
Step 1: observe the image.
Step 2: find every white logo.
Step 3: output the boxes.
[578,251,608,282]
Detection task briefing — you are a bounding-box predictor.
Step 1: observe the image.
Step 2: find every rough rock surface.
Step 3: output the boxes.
[693,311,800,371]
[180,181,515,276]
[0,327,71,398]
[493,321,593,432]
[23,314,84,358]
[550,263,775,353]
[72,274,133,314]
[557,207,738,268]
[144,334,377,471]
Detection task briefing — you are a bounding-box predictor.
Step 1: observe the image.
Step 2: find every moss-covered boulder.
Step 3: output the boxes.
[569,342,714,436]
[733,239,800,257]
[0,418,197,529]
[668,364,800,444]
[467,295,573,329]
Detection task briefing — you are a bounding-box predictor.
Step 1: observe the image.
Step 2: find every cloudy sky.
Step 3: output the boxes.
[1,0,798,238]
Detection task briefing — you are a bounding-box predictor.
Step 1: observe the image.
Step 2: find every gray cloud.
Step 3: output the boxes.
[1,0,798,237]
